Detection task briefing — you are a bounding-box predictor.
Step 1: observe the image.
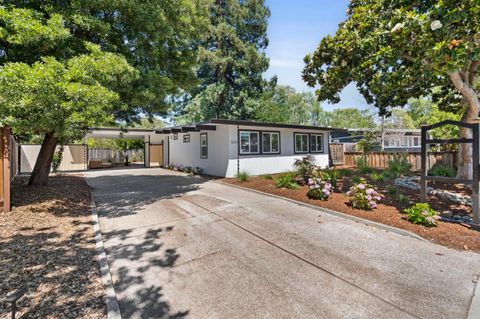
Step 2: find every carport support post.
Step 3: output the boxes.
[472,124,480,225]
[420,126,427,203]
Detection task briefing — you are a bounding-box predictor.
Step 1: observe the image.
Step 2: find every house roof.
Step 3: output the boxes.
[155,119,346,134]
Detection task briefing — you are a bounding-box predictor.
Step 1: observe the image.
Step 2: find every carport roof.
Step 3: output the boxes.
[87,127,155,139]
[155,119,346,134]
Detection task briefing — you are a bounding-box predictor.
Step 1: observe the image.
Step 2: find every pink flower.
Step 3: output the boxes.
[346,191,352,196]
[375,196,382,201]
[366,188,375,195]
[308,178,314,185]
[357,183,365,190]
[366,195,372,201]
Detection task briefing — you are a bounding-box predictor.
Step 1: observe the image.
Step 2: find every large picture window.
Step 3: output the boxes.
[294,133,309,153]
[200,133,208,158]
[310,134,323,153]
[239,131,259,154]
[262,132,280,154]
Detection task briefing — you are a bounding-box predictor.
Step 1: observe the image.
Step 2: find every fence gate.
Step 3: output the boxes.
[149,144,163,167]
[329,143,344,165]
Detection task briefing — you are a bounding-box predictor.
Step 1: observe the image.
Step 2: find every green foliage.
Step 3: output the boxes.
[328,108,376,129]
[294,155,317,182]
[369,172,385,182]
[51,148,63,173]
[306,177,333,201]
[236,171,250,182]
[404,203,440,227]
[262,174,273,180]
[387,186,398,196]
[397,194,411,208]
[384,109,415,129]
[428,164,456,178]
[176,0,270,122]
[352,175,362,184]
[355,157,373,174]
[275,172,298,189]
[387,156,412,177]
[356,131,378,154]
[336,168,353,177]
[347,178,382,210]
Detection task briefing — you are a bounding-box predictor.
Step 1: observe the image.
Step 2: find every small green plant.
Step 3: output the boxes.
[352,175,362,184]
[369,172,385,182]
[355,157,373,174]
[294,155,317,183]
[316,170,337,188]
[337,168,353,177]
[347,178,382,210]
[51,148,63,173]
[262,174,273,180]
[403,203,440,227]
[387,156,412,177]
[428,164,456,177]
[307,177,333,200]
[275,172,298,189]
[387,186,398,196]
[236,171,250,182]
[397,194,410,207]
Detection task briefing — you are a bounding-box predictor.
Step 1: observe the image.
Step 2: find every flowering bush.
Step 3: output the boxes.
[347,179,382,210]
[307,177,333,200]
[403,203,440,227]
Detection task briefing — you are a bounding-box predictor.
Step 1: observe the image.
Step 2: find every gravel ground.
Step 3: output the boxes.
[0,175,106,319]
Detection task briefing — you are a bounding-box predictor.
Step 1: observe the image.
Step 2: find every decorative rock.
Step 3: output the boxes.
[453,214,462,220]
[462,215,471,223]
[441,210,453,218]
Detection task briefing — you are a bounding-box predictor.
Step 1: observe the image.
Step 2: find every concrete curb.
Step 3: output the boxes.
[216,181,427,242]
[91,197,122,319]
[468,275,480,319]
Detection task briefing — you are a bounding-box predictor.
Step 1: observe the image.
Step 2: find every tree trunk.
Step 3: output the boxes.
[448,71,480,180]
[28,132,58,186]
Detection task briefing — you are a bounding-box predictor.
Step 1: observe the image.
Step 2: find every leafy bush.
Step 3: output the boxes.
[192,167,204,175]
[337,168,353,177]
[294,155,317,183]
[236,171,250,182]
[355,157,373,174]
[387,156,412,177]
[397,194,410,207]
[184,166,193,173]
[352,175,362,184]
[316,170,337,188]
[428,164,456,177]
[51,150,63,173]
[347,178,382,210]
[403,203,440,227]
[275,172,298,189]
[387,186,398,196]
[262,174,273,180]
[307,177,333,200]
[369,172,385,182]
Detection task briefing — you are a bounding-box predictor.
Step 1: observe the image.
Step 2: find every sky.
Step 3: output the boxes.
[264,0,370,111]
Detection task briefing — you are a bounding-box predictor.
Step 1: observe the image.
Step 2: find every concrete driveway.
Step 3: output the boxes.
[86,168,480,319]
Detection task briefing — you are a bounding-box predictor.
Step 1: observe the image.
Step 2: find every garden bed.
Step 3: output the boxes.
[223,170,480,253]
[0,175,106,319]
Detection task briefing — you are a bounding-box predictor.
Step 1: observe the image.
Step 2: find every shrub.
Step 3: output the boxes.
[317,170,337,188]
[262,174,273,180]
[236,171,250,182]
[355,157,373,174]
[275,172,298,189]
[387,186,398,196]
[428,164,456,177]
[307,177,333,200]
[369,172,385,182]
[347,178,382,210]
[387,156,412,177]
[403,203,440,227]
[397,194,410,207]
[294,155,317,182]
[184,166,193,173]
[337,168,353,177]
[352,175,362,184]
[51,150,63,173]
[192,167,204,175]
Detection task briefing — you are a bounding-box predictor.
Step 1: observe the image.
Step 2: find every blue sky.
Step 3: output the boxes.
[264,0,370,111]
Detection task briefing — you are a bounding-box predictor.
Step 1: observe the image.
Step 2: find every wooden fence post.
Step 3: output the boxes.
[420,127,427,203]
[472,124,479,225]
[1,127,11,213]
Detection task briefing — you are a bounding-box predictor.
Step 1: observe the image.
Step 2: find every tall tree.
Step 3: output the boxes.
[176,0,270,123]
[384,109,415,129]
[0,2,208,184]
[328,108,376,129]
[303,1,480,178]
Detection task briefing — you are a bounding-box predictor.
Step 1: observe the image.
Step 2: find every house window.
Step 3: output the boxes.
[200,133,207,158]
[262,132,280,154]
[239,131,259,154]
[294,133,309,153]
[173,133,178,140]
[413,137,419,147]
[183,134,190,143]
[310,134,323,153]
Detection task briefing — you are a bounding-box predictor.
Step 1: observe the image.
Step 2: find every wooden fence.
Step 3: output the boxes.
[1,127,12,212]
[343,151,457,172]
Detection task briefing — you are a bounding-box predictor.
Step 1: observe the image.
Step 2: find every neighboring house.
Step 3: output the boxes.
[156,119,345,177]
[331,128,423,152]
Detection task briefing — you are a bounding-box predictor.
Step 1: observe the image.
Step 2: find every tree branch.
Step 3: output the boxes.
[468,60,479,84]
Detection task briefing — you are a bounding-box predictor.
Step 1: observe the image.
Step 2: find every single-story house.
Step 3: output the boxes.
[331,128,423,152]
[155,119,345,177]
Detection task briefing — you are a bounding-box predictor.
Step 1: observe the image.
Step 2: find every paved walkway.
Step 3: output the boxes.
[86,168,480,319]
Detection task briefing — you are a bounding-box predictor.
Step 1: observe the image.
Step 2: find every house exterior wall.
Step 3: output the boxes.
[224,125,330,177]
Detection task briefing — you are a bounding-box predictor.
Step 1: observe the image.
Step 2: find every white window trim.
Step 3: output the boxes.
[239,131,260,155]
[310,134,324,153]
[294,133,309,153]
[200,133,208,158]
[261,132,280,154]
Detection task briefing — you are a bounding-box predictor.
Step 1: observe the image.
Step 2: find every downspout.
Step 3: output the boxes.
[237,125,240,176]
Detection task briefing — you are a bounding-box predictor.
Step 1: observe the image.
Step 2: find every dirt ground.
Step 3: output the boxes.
[224,172,480,253]
[0,175,106,319]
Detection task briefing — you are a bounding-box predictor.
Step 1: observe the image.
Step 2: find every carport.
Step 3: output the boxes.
[86,128,164,169]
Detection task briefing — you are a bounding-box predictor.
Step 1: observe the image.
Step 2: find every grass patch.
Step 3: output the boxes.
[236,171,250,182]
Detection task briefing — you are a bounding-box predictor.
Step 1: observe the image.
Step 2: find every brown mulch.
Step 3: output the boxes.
[0,175,106,319]
[224,173,480,253]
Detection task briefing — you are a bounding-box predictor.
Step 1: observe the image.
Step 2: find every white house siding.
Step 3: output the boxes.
[168,125,230,176]
[224,125,330,177]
